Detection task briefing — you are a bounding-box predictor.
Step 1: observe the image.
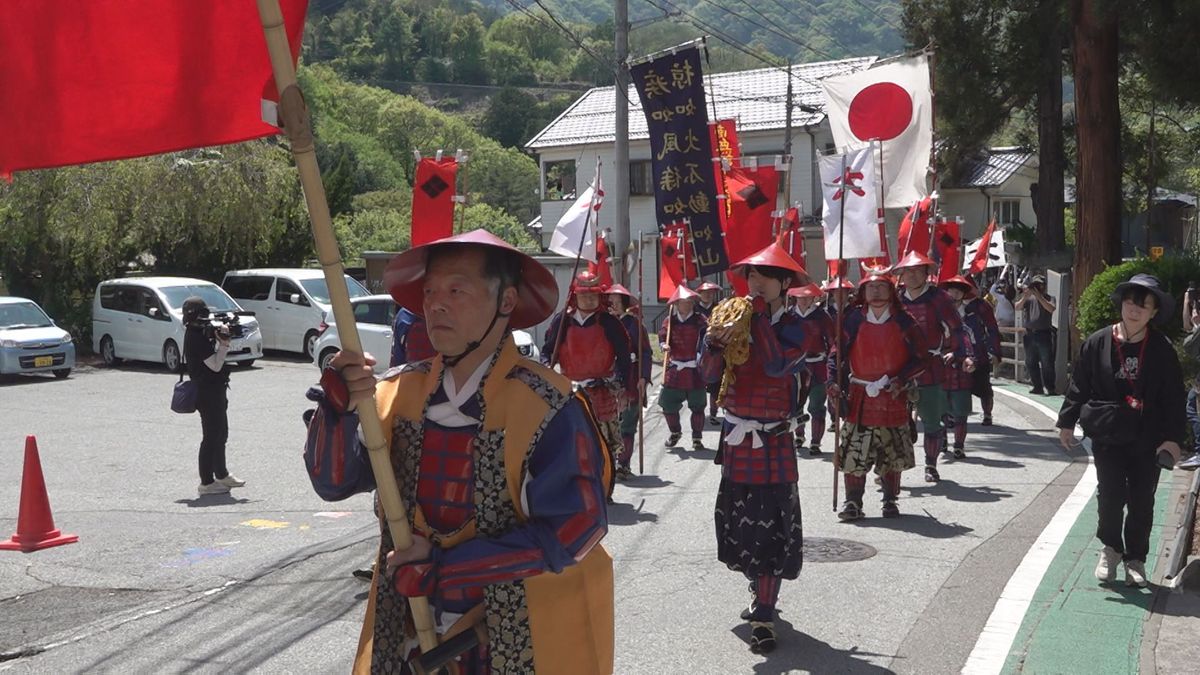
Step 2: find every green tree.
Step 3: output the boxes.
[482,88,541,148]
[450,14,489,84]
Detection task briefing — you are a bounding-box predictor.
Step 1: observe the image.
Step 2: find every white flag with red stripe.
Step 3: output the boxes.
[549,161,604,261]
[820,145,885,260]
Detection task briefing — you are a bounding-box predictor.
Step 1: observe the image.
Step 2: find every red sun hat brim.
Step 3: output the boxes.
[730,242,808,284]
[383,229,558,330]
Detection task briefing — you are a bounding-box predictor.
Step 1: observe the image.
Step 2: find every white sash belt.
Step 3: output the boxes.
[669,359,698,369]
[722,411,788,448]
[850,374,891,398]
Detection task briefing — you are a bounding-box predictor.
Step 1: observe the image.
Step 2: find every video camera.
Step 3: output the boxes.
[187,310,255,341]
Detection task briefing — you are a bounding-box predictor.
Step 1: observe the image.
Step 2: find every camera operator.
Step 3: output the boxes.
[1015,274,1057,395]
[1182,282,1199,332]
[182,297,245,496]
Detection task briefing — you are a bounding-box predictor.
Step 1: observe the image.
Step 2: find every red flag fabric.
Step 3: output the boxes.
[659,227,697,301]
[777,207,806,265]
[709,119,741,231]
[588,234,614,287]
[969,219,998,276]
[411,157,459,246]
[723,165,779,295]
[897,196,934,257]
[827,258,848,281]
[0,0,308,177]
[932,218,961,282]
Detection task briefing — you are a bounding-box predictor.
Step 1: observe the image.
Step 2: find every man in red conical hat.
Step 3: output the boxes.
[695,281,724,423]
[939,276,1000,454]
[543,270,633,490]
[607,283,652,478]
[827,268,927,521]
[304,229,614,673]
[892,251,975,483]
[788,283,835,455]
[699,241,809,655]
[821,276,855,325]
[659,284,709,451]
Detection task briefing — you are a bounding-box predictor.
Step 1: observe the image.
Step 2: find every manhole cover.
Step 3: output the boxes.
[803,537,877,563]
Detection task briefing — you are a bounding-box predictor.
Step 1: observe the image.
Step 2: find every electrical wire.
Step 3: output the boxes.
[690,0,837,61]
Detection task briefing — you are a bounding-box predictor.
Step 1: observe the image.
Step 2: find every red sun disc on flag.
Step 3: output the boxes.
[848,82,913,142]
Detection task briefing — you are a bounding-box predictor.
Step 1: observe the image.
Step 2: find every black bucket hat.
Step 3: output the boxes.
[1111,273,1174,324]
[182,296,209,321]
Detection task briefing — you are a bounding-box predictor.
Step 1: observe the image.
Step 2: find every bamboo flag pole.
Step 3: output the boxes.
[833,151,848,512]
[637,238,646,475]
[255,0,438,655]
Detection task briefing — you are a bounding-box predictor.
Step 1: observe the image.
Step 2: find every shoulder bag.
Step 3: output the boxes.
[171,371,198,414]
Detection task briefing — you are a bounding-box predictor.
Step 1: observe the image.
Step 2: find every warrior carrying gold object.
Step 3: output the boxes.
[706,295,753,408]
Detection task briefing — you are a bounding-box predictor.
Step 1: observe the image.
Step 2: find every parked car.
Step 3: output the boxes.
[0,296,76,379]
[313,295,541,373]
[92,277,262,370]
[222,269,370,358]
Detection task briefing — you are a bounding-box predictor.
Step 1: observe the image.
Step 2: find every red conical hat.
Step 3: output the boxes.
[668,284,700,304]
[696,281,721,292]
[938,275,978,299]
[821,276,855,292]
[891,250,935,271]
[787,283,823,299]
[571,270,605,294]
[605,283,635,302]
[384,229,558,330]
[730,242,807,284]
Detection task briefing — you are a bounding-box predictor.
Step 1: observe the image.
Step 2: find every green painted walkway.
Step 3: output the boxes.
[994,383,1169,675]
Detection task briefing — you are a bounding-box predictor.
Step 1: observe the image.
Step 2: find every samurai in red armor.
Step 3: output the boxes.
[542,271,632,489]
[964,277,1003,426]
[696,281,723,423]
[893,251,973,483]
[829,269,927,520]
[607,284,652,479]
[821,276,856,434]
[658,284,708,451]
[788,282,835,456]
[390,307,437,368]
[699,242,808,655]
[938,277,992,455]
[305,230,614,674]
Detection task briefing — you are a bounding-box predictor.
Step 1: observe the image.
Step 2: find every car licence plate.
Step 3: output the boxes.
[34,356,53,367]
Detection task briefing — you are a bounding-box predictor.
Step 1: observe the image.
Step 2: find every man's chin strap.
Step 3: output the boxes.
[441,297,510,368]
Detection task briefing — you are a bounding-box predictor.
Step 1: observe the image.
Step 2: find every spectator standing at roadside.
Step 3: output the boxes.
[1015,274,1057,395]
[1183,373,1200,470]
[182,297,245,496]
[1056,273,1185,587]
[990,277,1016,328]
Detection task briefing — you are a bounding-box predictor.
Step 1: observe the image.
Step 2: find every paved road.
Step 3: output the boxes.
[0,357,1079,673]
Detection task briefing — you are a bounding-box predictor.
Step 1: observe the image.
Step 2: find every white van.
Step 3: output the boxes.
[92,277,262,370]
[221,269,370,357]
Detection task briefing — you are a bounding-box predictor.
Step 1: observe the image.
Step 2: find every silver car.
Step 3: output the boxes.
[0,297,76,379]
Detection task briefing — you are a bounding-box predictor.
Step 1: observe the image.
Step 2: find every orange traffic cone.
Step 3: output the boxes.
[0,435,78,552]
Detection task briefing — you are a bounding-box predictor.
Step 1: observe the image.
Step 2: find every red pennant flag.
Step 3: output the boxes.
[723,165,779,295]
[777,207,806,264]
[827,258,848,280]
[709,119,741,231]
[411,157,459,246]
[588,233,614,287]
[897,196,934,257]
[932,218,961,282]
[0,1,309,177]
[659,227,697,301]
[969,219,998,276]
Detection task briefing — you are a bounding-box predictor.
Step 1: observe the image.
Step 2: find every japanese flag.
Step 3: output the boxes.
[820,144,885,260]
[821,54,933,209]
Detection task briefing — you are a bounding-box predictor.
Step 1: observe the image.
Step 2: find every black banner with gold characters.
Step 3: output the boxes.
[631,46,728,275]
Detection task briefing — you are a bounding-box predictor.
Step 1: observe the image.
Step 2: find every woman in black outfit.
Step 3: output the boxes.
[1056,274,1184,587]
[182,297,245,496]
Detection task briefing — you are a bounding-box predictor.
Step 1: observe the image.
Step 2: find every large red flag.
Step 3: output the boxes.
[897,196,934,257]
[932,218,961,282]
[969,219,998,276]
[659,227,696,301]
[0,1,308,177]
[777,207,806,265]
[723,164,779,294]
[588,233,614,287]
[411,156,459,246]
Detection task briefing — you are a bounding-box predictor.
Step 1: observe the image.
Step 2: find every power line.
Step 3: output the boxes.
[847,0,905,34]
[760,0,861,58]
[691,0,837,62]
[732,0,858,59]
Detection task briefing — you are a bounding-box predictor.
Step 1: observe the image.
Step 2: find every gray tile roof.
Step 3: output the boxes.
[525,56,877,150]
[945,147,1035,189]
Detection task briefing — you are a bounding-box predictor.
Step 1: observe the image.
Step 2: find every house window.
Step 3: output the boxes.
[630,161,654,195]
[543,160,576,201]
[993,199,1021,225]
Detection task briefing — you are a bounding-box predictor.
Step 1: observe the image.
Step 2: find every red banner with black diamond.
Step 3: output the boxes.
[411,156,458,246]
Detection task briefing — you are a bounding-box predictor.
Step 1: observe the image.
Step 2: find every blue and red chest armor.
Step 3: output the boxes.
[716,311,806,484]
[558,316,621,421]
[661,312,706,390]
[847,320,912,427]
[795,307,834,382]
[901,286,962,387]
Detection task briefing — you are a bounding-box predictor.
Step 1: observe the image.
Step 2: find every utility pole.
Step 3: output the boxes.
[614,0,631,285]
[783,60,793,211]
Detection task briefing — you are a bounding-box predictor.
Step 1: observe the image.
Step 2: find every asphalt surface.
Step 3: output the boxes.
[0,356,1078,673]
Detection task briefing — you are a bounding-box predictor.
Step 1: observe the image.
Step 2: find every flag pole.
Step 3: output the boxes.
[549,158,603,370]
[833,151,848,512]
[637,236,646,475]
[254,0,439,655]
